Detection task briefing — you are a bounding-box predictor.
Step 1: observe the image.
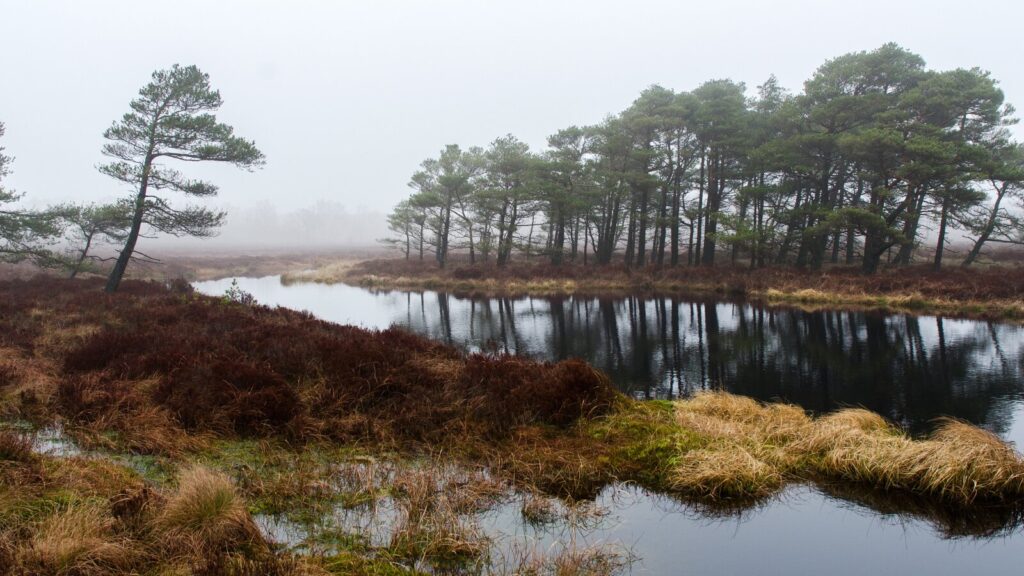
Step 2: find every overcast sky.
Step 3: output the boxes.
[3,0,1023,218]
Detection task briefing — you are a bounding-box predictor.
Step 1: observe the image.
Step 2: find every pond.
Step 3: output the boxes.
[195,276,1024,443]
[193,275,1024,575]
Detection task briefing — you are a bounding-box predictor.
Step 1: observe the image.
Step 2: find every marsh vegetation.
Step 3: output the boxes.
[3,277,1024,574]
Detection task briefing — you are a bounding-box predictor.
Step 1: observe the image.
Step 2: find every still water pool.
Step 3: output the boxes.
[194,276,1024,575]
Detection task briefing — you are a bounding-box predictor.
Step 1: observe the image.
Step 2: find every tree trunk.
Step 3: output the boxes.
[845,178,862,265]
[436,205,452,269]
[69,229,96,279]
[962,183,1007,267]
[933,195,949,271]
[694,152,705,266]
[551,210,566,265]
[624,201,637,269]
[670,182,681,266]
[701,153,721,267]
[895,188,925,266]
[106,156,152,292]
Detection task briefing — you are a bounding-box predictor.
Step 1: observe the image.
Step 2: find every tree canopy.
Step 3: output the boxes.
[386,44,1023,272]
[0,121,62,266]
[100,64,264,291]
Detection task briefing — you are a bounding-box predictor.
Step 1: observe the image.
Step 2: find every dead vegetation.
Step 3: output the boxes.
[1,276,1024,573]
[0,277,615,452]
[670,392,1024,507]
[0,452,330,576]
[321,258,1024,320]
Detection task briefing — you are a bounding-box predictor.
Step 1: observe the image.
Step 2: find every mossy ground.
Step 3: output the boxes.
[2,277,1024,574]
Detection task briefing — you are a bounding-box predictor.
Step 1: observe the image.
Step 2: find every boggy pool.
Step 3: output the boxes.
[195,276,1024,575]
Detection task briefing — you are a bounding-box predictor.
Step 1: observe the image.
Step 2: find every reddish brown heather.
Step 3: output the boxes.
[348,258,1024,301]
[0,277,616,447]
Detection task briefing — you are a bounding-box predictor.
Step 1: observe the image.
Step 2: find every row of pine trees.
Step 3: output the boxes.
[386,44,1023,273]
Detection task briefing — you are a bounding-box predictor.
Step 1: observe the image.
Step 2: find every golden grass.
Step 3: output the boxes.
[15,503,137,576]
[302,259,1024,320]
[802,417,1024,504]
[156,465,264,556]
[762,288,1024,319]
[667,392,1024,506]
[340,274,588,297]
[671,445,784,501]
[0,450,334,576]
[279,260,360,285]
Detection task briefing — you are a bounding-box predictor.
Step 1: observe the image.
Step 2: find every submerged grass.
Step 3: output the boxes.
[0,452,325,576]
[1,276,1024,572]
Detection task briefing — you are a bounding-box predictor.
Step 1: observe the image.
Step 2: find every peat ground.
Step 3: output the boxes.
[2,278,1024,574]
[290,258,1024,321]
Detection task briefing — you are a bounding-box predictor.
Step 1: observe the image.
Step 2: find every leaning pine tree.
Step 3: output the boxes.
[100,64,264,292]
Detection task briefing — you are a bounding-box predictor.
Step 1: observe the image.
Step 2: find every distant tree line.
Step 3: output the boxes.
[0,64,263,291]
[385,44,1024,272]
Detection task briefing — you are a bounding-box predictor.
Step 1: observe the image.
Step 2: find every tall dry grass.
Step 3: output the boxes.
[0,429,34,463]
[0,450,325,576]
[14,504,137,576]
[332,258,1024,319]
[669,392,1024,506]
[156,465,265,559]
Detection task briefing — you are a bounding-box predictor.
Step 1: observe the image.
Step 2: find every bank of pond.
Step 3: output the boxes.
[0,276,1021,575]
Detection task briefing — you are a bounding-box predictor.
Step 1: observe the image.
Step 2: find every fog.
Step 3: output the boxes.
[2,0,1023,248]
[156,202,389,251]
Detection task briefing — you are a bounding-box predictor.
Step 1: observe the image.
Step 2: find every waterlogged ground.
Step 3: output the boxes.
[187,275,1024,575]
[13,423,1023,576]
[195,276,1024,442]
[259,483,1024,575]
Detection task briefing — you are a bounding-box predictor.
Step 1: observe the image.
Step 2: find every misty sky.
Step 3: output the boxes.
[3,0,1023,219]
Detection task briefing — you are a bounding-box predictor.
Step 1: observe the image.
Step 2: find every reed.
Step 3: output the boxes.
[387,464,492,572]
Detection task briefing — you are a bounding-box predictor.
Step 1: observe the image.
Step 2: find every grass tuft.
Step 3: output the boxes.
[0,429,35,463]
[15,503,137,576]
[671,445,783,501]
[156,465,264,556]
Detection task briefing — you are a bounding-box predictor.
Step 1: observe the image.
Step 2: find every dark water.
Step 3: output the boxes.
[195,276,1024,444]
[193,276,1024,575]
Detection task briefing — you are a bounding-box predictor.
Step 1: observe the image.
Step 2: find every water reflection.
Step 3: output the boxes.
[388,292,1024,437]
[192,277,1024,440]
[188,277,1024,570]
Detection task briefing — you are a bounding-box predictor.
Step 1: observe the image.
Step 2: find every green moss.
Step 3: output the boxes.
[323,551,427,575]
[192,439,385,525]
[585,402,705,488]
[113,453,177,485]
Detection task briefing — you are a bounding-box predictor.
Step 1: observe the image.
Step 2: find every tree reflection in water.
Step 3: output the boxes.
[396,293,1024,437]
